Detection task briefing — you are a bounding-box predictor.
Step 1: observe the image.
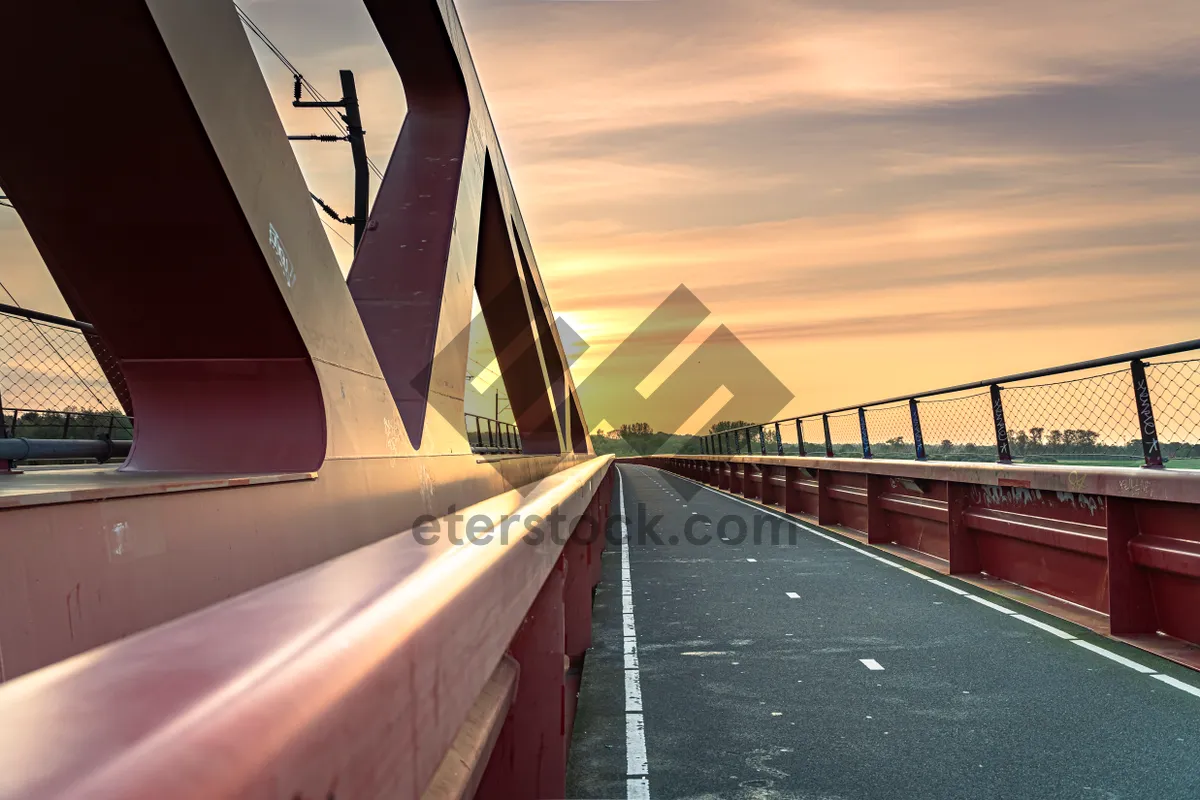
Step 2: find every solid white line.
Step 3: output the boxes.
[860,659,885,671]
[965,595,1016,614]
[1152,674,1200,698]
[785,592,801,599]
[618,468,651,796]
[1072,639,1158,674]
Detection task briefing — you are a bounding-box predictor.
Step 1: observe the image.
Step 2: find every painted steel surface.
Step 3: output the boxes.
[0,456,612,800]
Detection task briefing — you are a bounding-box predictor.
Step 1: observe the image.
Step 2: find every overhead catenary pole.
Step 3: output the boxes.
[290,70,368,250]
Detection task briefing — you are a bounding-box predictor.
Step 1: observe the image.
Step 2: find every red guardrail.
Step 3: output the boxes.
[634,454,1200,670]
[0,456,613,800]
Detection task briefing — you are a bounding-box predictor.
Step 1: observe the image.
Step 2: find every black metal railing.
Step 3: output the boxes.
[466,412,521,454]
[703,337,1200,469]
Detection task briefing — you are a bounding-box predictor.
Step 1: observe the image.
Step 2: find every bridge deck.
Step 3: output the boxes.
[569,464,1200,799]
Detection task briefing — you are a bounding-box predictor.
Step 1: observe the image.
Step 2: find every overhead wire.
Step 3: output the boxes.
[234,4,385,181]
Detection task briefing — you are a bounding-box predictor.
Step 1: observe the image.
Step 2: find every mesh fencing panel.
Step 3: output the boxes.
[797,416,824,456]
[0,313,123,412]
[1000,369,1140,463]
[917,391,995,461]
[865,402,916,459]
[1145,359,1200,460]
[826,411,863,457]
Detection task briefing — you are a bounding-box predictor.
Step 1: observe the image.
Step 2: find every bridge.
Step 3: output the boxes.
[0,2,1198,799]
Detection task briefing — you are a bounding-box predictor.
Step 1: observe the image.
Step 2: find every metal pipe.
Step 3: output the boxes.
[0,437,131,463]
[0,302,93,332]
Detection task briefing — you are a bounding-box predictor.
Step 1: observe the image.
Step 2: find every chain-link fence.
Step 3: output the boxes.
[703,342,1200,469]
[0,308,133,442]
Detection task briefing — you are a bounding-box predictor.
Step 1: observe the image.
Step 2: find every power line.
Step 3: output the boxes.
[234,4,385,181]
[318,216,354,250]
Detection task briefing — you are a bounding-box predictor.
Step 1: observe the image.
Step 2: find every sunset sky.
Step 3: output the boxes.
[3,0,1200,429]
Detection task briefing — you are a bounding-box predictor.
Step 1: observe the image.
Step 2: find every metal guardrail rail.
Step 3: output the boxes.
[0,456,614,799]
[703,338,1200,469]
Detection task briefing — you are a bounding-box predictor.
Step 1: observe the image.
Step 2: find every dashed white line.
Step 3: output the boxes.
[625,714,648,774]
[1011,614,1076,640]
[746,558,758,563]
[1152,674,1200,697]
[860,659,885,671]
[618,468,650,795]
[628,776,651,800]
[659,470,1200,701]
[965,595,1016,614]
[625,669,644,712]
[1072,639,1157,674]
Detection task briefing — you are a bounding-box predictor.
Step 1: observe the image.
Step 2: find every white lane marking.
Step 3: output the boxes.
[681,651,729,657]
[618,469,651,792]
[928,579,969,595]
[1011,614,1076,640]
[746,558,758,563]
[626,714,649,775]
[965,595,1016,614]
[1072,639,1157,674]
[860,659,885,671]
[624,639,640,670]
[661,471,1191,693]
[1152,674,1200,698]
[625,669,644,712]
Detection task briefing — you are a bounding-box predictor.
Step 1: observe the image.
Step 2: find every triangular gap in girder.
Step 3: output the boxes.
[465,289,518,448]
[511,221,571,448]
[473,157,562,454]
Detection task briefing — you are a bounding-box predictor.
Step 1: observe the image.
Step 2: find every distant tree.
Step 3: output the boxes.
[1028,427,1044,447]
[1048,430,1063,449]
[710,420,753,434]
[619,422,653,436]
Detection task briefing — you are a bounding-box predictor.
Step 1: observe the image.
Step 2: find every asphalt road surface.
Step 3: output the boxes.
[566,464,1200,800]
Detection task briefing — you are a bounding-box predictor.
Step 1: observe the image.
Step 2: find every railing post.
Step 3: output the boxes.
[62,411,72,439]
[744,429,753,455]
[858,407,872,459]
[909,398,926,460]
[759,425,767,456]
[475,416,483,450]
[1130,360,1164,468]
[775,421,784,456]
[822,414,833,457]
[796,419,806,456]
[989,384,1012,464]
